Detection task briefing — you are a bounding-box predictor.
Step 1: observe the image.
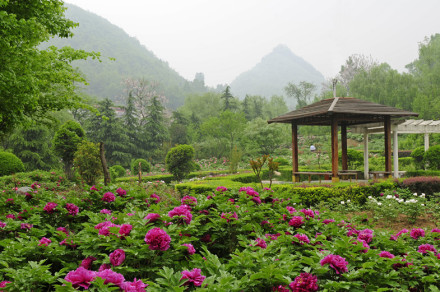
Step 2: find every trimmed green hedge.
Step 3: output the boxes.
[404,170,440,177]
[175,180,253,194]
[0,152,25,176]
[115,170,231,184]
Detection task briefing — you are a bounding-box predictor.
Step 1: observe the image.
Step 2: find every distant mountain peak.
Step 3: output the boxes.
[230,45,324,106]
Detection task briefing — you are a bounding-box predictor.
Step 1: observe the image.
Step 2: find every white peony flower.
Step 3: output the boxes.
[341,201,345,205]
[377,202,382,206]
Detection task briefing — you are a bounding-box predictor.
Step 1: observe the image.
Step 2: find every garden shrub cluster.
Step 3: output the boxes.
[0,179,440,290]
[0,152,25,176]
[398,176,440,197]
[130,159,151,175]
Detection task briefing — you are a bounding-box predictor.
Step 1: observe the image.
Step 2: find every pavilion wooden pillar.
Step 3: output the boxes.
[291,123,300,182]
[384,116,392,176]
[331,118,339,182]
[341,124,348,171]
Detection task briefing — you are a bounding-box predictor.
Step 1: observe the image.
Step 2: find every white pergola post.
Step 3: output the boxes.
[393,129,399,178]
[424,133,430,151]
[363,130,369,179]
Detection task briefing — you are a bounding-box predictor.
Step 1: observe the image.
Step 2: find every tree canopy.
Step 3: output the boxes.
[0,0,99,137]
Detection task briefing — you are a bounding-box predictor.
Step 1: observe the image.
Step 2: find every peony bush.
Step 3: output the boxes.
[0,178,439,291]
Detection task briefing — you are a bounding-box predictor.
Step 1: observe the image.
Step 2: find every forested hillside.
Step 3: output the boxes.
[230,45,324,103]
[44,4,207,108]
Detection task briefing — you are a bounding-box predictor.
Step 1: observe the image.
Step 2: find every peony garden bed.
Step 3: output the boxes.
[0,179,439,291]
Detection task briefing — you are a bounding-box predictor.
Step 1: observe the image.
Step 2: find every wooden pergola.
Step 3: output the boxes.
[267,97,418,182]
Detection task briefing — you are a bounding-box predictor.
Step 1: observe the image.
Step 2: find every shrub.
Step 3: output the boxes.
[411,146,425,169]
[273,157,290,166]
[110,165,125,178]
[165,145,195,181]
[398,157,414,169]
[73,141,102,185]
[424,145,440,170]
[0,152,25,176]
[130,159,151,175]
[339,149,363,169]
[398,176,440,196]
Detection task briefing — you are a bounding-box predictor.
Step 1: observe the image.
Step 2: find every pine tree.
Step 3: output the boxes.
[144,96,169,162]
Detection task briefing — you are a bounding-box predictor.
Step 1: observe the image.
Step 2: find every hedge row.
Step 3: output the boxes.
[115,170,231,184]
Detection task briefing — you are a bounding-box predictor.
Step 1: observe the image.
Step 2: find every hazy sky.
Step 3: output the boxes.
[65,0,440,87]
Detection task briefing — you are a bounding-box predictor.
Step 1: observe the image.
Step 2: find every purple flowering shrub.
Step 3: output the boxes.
[0,179,440,291]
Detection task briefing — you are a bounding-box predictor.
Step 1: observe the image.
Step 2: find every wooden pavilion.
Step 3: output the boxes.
[267,97,418,182]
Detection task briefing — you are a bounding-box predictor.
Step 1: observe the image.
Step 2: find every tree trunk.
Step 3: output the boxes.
[100,142,111,185]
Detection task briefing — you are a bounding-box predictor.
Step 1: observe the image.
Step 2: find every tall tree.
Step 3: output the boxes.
[0,0,100,137]
[144,95,169,162]
[338,54,377,95]
[284,81,317,109]
[221,86,235,111]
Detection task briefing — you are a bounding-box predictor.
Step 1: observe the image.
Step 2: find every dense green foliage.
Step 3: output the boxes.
[0,0,99,137]
[52,121,85,179]
[131,159,151,175]
[110,165,126,178]
[0,152,25,176]
[424,145,440,170]
[411,146,426,169]
[165,145,196,181]
[73,140,102,185]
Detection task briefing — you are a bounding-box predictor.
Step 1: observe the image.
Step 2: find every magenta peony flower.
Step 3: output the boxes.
[272,285,290,292]
[43,202,58,214]
[100,209,112,214]
[286,206,296,214]
[254,238,267,249]
[379,251,395,258]
[144,213,161,223]
[145,227,171,251]
[6,214,15,219]
[96,268,125,287]
[432,228,440,233]
[181,195,197,206]
[57,226,69,235]
[150,193,161,203]
[323,219,335,224]
[102,192,116,202]
[293,233,310,245]
[352,239,369,253]
[119,224,133,237]
[410,228,425,240]
[221,212,238,223]
[390,228,409,240]
[0,221,5,228]
[216,186,227,192]
[99,264,111,272]
[418,244,437,254]
[116,187,127,197]
[358,229,373,243]
[65,203,79,216]
[289,216,304,228]
[109,249,126,266]
[64,267,96,289]
[289,273,318,292]
[80,256,97,270]
[168,205,193,224]
[120,278,148,292]
[90,185,98,191]
[0,281,11,288]
[300,208,315,219]
[180,268,205,287]
[320,254,349,274]
[20,223,33,230]
[38,237,51,247]
[182,243,196,255]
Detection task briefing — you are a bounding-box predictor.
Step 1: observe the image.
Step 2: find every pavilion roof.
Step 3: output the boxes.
[267,97,418,126]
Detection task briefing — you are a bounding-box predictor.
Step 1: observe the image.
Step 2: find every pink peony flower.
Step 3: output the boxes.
[216,186,228,192]
[119,224,133,237]
[272,285,290,292]
[38,237,51,247]
[254,238,267,249]
[352,239,369,253]
[390,228,409,240]
[150,193,161,203]
[20,223,33,230]
[289,216,304,228]
[323,219,335,224]
[102,192,116,202]
[6,214,15,219]
[293,233,310,245]
[65,203,79,216]
[0,221,6,228]
[320,254,349,274]
[181,195,197,206]
[144,213,161,223]
[116,188,127,197]
[145,227,171,251]
[418,244,437,254]
[300,208,315,219]
[100,209,112,214]
[99,264,111,272]
[252,196,262,204]
[80,256,97,270]
[64,267,96,289]
[379,251,395,258]
[182,243,196,255]
[90,185,98,191]
[57,227,69,235]
[120,278,148,292]
[358,229,373,243]
[168,205,193,224]
[286,206,296,214]
[109,249,126,266]
[289,273,318,292]
[0,281,11,288]
[410,228,425,240]
[96,268,125,287]
[221,212,238,223]
[180,268,205,287]
[43,202,58,214]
